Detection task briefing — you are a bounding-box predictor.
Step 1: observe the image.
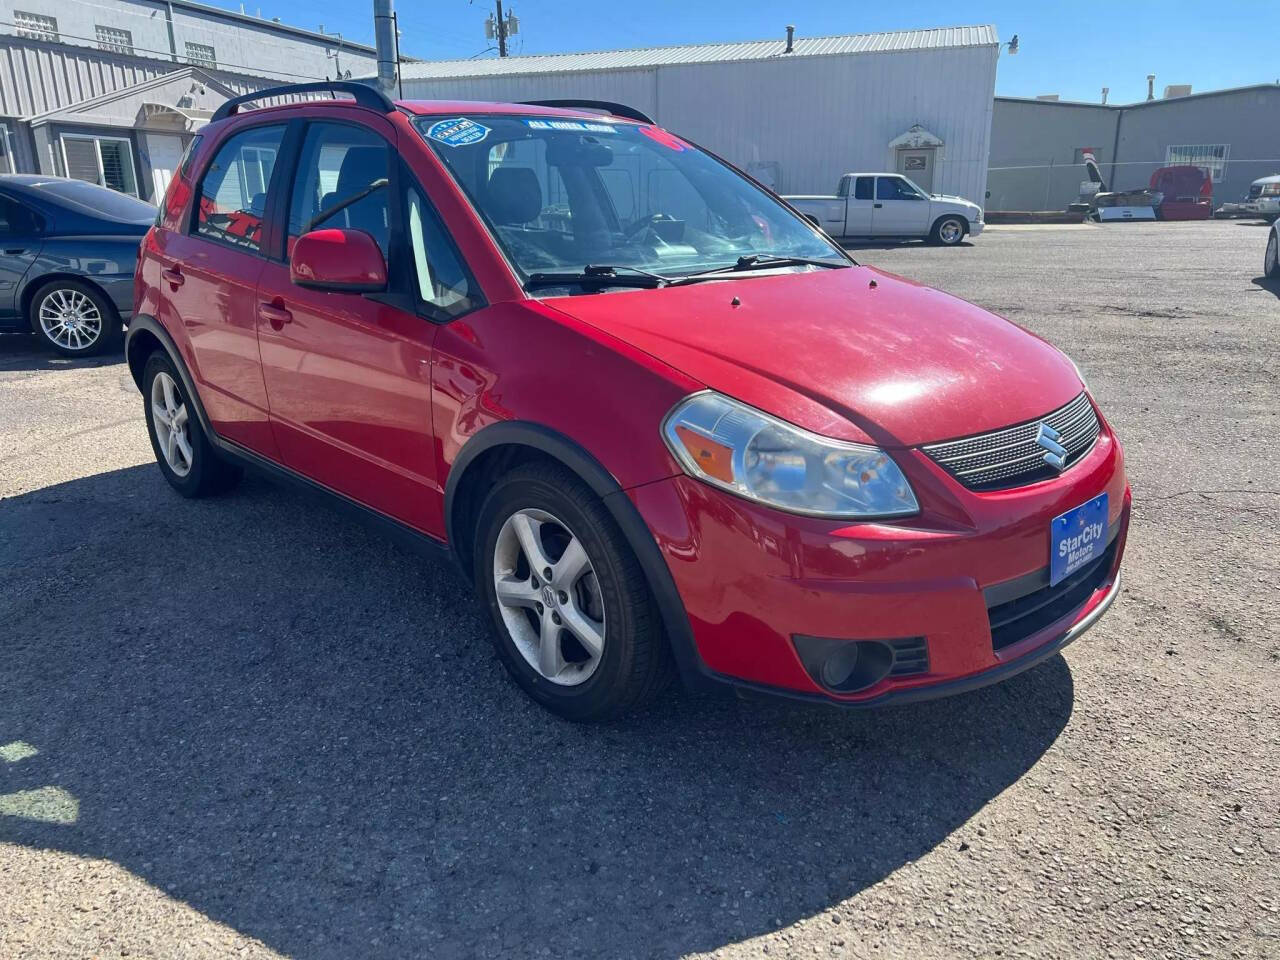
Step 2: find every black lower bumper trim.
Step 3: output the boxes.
[711,571,1122,710]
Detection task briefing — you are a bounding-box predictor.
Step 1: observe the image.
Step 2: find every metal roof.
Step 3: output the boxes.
[396,25,999,81]
[995,82,1280,110]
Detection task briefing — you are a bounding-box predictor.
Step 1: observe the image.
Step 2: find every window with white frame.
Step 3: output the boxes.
[1165,144,1230,183]
[60,134,139,197]
[95,25,134,55]
[185,42,216,68]
[14,11,59,42]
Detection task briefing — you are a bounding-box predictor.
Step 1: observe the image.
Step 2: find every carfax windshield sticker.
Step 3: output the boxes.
[424,117,491,147]
[524,119,618,134]
[637,124,688,151]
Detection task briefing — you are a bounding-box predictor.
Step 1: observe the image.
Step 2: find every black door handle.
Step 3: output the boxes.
[873,203,883,208]
[4,247,25,255]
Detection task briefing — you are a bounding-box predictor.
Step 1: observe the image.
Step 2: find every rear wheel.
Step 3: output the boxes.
[474,461,671,721]
[142,351,242,497]
[1266,229,1280,279]
[29,279,120,356]
[930,216,967,246]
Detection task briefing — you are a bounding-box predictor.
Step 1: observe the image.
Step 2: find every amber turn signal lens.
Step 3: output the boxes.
[673,424,735,484]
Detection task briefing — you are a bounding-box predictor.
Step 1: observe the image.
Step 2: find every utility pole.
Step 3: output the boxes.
[373,0,397,93]
[484,2,519,57]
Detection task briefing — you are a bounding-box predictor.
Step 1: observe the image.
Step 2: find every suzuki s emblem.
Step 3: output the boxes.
[1036,423,1068,470]
[541,585,557,608]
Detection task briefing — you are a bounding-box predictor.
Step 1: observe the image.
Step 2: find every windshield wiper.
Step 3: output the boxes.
[669,254,850,285]
[524,264,673,290]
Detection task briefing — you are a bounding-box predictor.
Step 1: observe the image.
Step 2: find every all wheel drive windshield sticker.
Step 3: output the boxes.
[425,118,491,147]
[524,119,618,134]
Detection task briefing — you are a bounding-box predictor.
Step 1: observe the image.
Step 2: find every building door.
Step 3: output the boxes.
[896,148,935,193]
[143,132,185,202]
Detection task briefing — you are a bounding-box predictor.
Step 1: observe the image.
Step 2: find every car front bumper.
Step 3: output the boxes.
[969,219,984,237]
[628,416,1129,706]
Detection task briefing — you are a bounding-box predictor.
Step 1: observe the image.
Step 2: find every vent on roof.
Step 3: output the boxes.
[1163,84,1192,99]
[1035,94,1060,101]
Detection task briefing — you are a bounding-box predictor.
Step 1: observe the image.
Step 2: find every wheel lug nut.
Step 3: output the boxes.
[557,591,568,604]
[551,612,561,625]
[535,602,543,614]
[543,567,553,581]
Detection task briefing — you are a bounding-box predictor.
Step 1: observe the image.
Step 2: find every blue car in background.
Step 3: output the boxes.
[0,175,155,356]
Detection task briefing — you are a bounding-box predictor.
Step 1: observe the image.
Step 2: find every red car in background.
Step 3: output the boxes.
[127,83,1129,721]
[1152,164,1213,220]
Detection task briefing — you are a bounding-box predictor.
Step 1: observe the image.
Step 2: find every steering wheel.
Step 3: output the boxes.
[624,212,673,239]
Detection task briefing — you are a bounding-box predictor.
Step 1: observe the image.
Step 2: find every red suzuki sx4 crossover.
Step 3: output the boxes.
[128,83,1130,721]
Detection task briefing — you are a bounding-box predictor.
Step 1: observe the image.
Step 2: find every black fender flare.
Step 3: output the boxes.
[124,314,219,440]
[444,421,709,690]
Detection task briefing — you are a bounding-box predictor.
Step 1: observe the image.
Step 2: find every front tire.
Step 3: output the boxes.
[29,279,120,356]
[929,215,967,246]
[1266,229,1280,279]
[474,460,671,721]
[142,351,242,498]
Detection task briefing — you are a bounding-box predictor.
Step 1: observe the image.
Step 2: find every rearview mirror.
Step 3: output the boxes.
[290,228,387,293]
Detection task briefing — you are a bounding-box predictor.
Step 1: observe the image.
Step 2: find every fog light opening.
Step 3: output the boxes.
[821,643,860,688]
[793,636,896,694]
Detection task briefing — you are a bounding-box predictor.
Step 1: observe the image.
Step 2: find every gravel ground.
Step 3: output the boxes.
[1,219,1277,959]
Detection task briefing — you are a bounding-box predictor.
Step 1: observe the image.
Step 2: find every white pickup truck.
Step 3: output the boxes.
[785,173,984,246]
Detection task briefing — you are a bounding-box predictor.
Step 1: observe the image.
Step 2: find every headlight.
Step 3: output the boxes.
[662,392,919,519]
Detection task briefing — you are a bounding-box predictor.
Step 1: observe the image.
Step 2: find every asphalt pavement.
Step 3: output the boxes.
[1,219,1277,959]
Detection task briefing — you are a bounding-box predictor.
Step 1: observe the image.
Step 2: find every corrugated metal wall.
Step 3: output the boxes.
[398,47,999,203]
[0,37,274,118]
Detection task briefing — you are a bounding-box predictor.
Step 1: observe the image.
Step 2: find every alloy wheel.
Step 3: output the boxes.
[1267,232,1278,275]
[150,371,194,478]
[492,507,606,686]
[38,288,104,351]
[939,219,964,244]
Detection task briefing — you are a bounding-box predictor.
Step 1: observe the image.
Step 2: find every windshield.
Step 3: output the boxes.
[414,114,846,284]
[33,179,156,223]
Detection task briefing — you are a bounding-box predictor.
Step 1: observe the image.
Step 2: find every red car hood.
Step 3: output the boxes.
[544,265,1083,448]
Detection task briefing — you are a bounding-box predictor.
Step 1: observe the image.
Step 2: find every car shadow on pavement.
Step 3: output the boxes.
[1249,276,1280,300]
[0,333,126,373]
[1,464,1075,959]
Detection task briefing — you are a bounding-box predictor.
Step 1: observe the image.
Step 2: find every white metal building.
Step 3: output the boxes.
[389,25,1000,204]
[0,0,379,199]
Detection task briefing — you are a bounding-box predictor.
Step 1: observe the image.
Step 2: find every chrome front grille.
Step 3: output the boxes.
[922,392,1100,491]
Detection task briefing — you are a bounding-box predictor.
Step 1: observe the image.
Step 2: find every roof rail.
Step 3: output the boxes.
[210,81,395,123]
[519,99,654,125]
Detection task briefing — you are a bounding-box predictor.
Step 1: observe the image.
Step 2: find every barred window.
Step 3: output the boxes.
[14,11,59,42]
[1165,144,1230,183]
[95,25,134,55]
[185,42,216,68]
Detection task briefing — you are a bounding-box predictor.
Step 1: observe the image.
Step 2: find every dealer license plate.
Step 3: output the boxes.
[1050,493,1108,587]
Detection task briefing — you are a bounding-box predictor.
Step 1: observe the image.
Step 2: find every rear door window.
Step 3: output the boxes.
[0,196,43,235]
[287,122,391,260]
[195,124,285,253]
[854,177,874,201]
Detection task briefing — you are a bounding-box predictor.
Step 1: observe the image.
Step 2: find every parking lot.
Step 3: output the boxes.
[1,218,1276,958]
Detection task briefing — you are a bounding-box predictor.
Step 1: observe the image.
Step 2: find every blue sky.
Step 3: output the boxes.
[251,0,1275,104]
